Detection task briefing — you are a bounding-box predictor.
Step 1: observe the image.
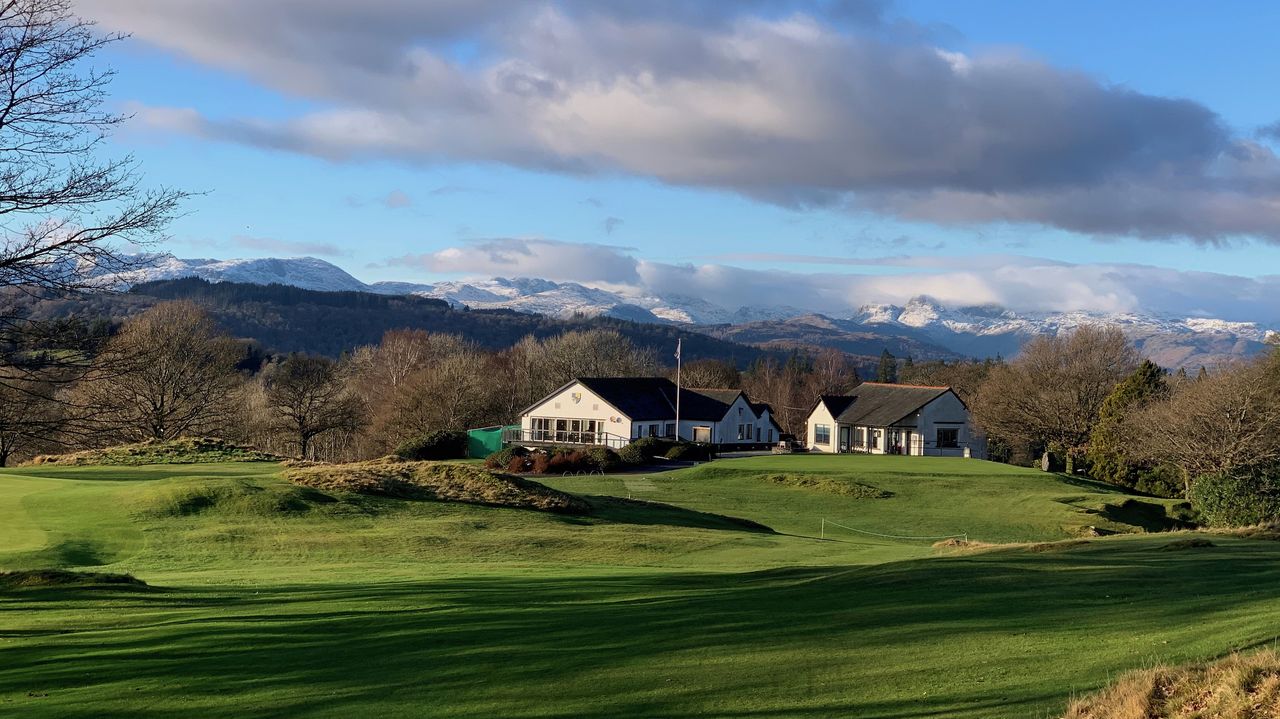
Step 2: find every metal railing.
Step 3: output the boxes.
[502,427,633,449]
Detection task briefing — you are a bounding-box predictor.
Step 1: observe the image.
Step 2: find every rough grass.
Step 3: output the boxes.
[1064,650,1280,718]
[126,478,340,518]
[0,569,146,590]
[762,472,892,498]
[283,458,590,514]
[28,437,280,466]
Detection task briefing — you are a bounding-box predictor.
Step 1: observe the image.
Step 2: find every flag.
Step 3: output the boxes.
[674,338,681,362]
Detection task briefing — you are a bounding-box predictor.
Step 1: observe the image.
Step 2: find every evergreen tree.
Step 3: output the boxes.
[1086,359,1176,494]
[876,349,898,383]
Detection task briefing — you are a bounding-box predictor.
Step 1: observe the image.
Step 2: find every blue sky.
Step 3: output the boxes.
[76,1,1280,320]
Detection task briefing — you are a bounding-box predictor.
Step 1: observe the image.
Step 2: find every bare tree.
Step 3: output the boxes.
[75,301,243,442]
[674,358,741,389]
[0,371,60,464]
[0,0,186,385]
[262,354,364,459]
[970,327,1138,471]
[1128,356,1280,494]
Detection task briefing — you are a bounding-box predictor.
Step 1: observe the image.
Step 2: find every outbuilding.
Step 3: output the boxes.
[805,383,984,457]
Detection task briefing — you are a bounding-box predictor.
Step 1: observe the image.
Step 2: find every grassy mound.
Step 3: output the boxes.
[762,473,892,498]
[128,478,339,518]
[0,569,147,590]
[284,458,590,514]
[1064,650,1280,718]
[28,438,280,466]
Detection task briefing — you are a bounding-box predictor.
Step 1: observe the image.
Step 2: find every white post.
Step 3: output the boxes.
[674,338,682,441]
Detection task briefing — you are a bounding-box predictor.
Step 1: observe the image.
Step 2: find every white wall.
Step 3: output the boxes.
[806,403,837,452]
[521,381,633,441]
[915,392,986,458]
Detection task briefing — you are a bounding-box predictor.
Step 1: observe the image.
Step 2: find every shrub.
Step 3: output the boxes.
[618,443,646,466]
[506,456,529,473]
[1190,466,1280,527]
[531,452,552,474]
[394,430,469,461]
[631,436,673,459]
[484,446,528,470]
[584,446,621,472]
[664,443,713,462]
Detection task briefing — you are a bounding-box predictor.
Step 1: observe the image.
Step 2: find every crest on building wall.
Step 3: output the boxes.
[571,392,583,404]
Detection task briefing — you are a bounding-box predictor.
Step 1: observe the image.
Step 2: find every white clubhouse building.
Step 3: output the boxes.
[510,377,782,448]
[805,383,985,457]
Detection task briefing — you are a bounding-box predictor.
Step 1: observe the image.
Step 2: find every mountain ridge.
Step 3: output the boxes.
[92,254,1280,368]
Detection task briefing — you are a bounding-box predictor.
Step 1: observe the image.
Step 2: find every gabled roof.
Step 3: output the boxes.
[679,388,749,422]
[576,377,677,421]
[816,383,954,427]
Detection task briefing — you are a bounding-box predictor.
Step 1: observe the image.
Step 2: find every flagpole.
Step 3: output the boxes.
[675,338,682,442]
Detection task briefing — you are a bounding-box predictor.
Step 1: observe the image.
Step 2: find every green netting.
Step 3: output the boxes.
[467,425,516,458]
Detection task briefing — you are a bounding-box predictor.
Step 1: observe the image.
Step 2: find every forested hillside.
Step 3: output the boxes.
[4,278,773,365]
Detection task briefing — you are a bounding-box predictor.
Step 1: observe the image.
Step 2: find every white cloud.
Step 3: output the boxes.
[230,235,346,257]
[385,238,643,285]
[380,239,1280,321]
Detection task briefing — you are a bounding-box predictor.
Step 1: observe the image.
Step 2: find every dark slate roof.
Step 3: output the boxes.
[823,383,952,427]
[679,388,746,421]
[575,377,677,421]
[534,378,775,423]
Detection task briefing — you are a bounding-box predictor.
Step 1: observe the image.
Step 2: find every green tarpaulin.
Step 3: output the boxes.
[467,425,516,459]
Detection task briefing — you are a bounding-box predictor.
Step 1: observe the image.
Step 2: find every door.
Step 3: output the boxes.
[838,426,851,453]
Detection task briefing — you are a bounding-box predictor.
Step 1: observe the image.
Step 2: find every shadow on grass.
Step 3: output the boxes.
[4,539,1280,718]
[580,495,774,533]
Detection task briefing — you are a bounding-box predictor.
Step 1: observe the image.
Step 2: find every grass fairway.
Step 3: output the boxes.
[1,455,1276,718]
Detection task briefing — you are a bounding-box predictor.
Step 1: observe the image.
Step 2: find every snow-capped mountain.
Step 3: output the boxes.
[93,255,369,293]
[848,296,1278,367]
[105,255,1278,368]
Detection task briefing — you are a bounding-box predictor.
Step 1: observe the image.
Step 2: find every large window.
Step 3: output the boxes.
[869,429,879,449]
[737,423,753,441]
[854,427,865,447]
[814,424,831,445]
[665,422,676,439]
[936,428,960,449]
[531,417,600,444]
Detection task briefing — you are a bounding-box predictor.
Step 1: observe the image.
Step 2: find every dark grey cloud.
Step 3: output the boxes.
[1258,120,1280,141]
[87,1,1280,243]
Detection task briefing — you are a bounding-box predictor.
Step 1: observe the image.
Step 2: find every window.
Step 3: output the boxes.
[869,430,879,449]
[767,428,774,443]
[649,424,660,437]
[531,418,599,443]
[693,426,711,443]
[854,427,865,447]
[814,424,831,445]
[756,427,761,442]
[665,422,676,438]
[937,428,959,449]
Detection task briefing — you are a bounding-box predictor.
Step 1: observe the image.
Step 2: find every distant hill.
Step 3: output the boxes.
[4,278,780,365]
[78,254,1280,369]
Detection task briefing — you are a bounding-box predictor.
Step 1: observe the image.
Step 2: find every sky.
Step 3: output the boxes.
[72,0,1280,321]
